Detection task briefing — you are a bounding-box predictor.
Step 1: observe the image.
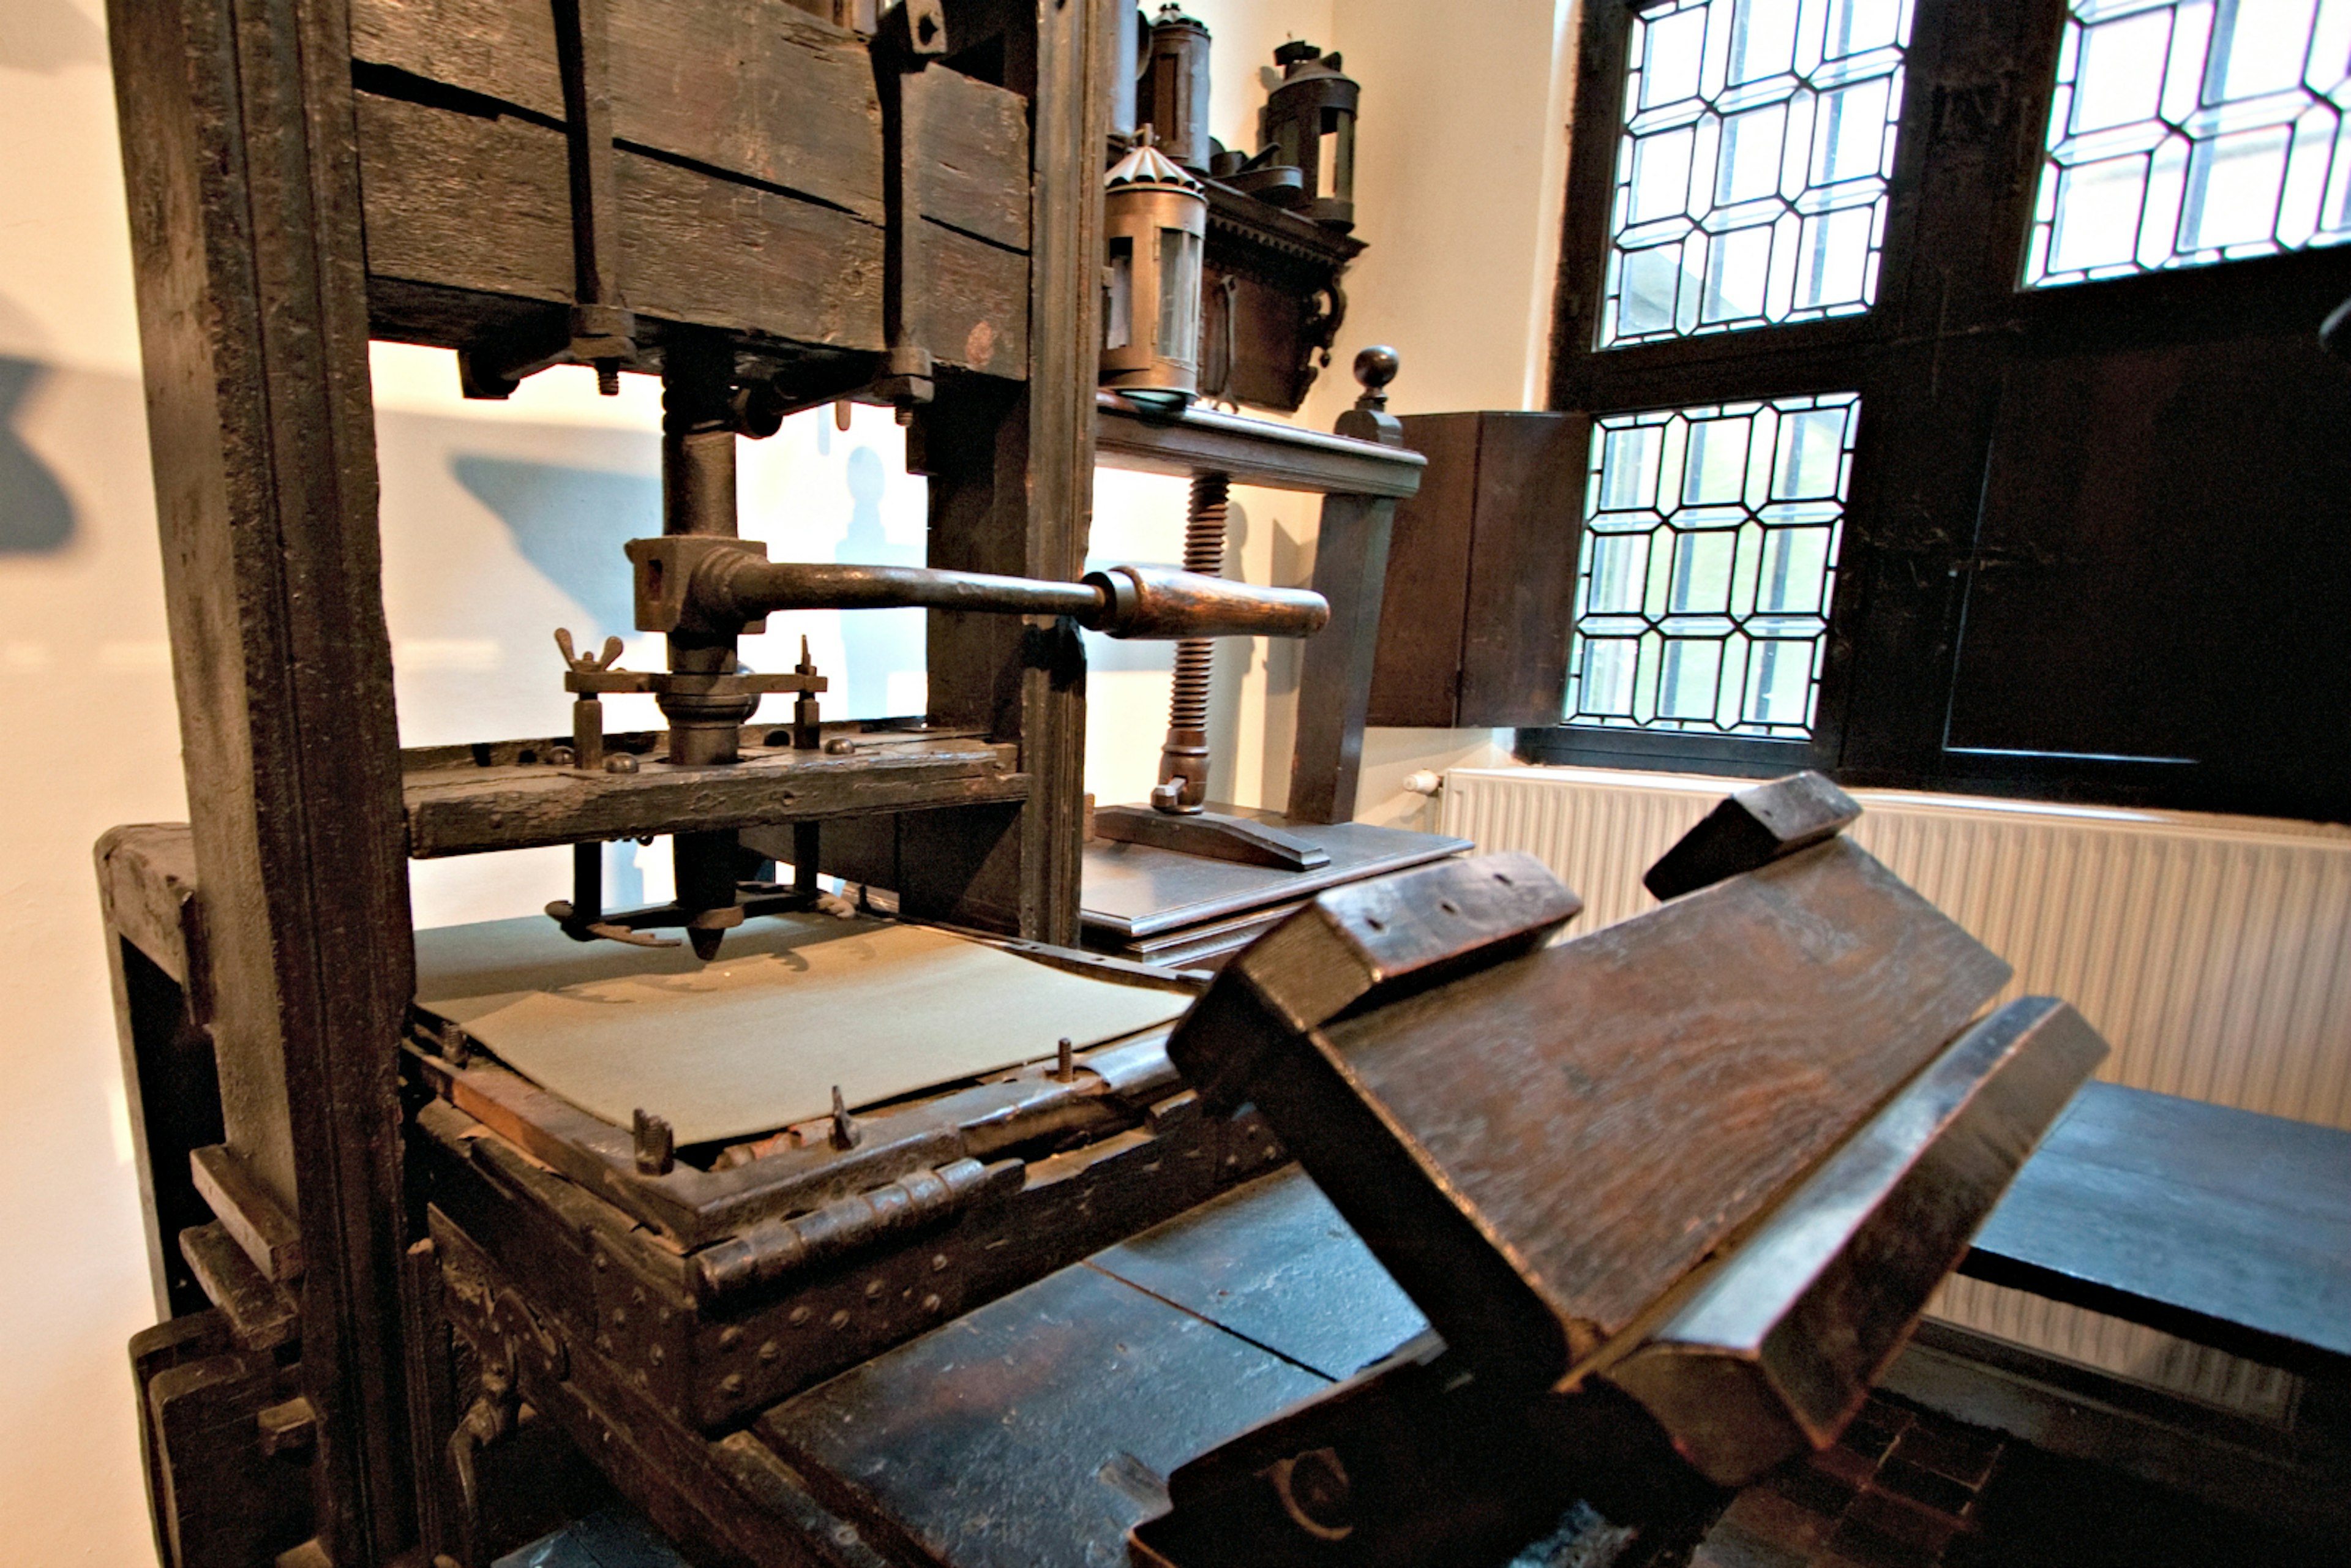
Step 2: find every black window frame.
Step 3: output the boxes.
[1522,0,2351,822]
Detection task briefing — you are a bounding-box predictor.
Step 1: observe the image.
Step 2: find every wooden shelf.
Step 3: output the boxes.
[403,728,1025,857]
[1094,392,1425,497]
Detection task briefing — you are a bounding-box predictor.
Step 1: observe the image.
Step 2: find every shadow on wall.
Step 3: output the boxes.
[836,443,922,715]
[0,358,75,553]
[0,0,108,73]
[452,454,658,637]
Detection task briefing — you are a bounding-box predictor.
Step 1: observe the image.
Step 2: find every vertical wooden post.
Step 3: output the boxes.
[914,0,1114,942]
[108,0,419,1561]
[1288,366,1406,825]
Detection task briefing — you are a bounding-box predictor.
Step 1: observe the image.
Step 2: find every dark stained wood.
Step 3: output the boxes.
[402,738,1024,857]
[1962,1081,2351,1374]
[912,218,1029,376]
[1220,837,2011,1387]
[108,0,423,1558]
[180,1221,302,1353]
[1368,411,1586,729]
[760,1261,1330,1568]
[351,0,887,222]
[1284,493,1392,825]
[1094,392,1426,496]
[1090,1166,1430,1382]
[350,0,565,119]
[142,1338,312,1568]
[1607,996,2107,1484]
[1363,415,1478,728]
[907,64,1031,250]
[1643,771,1862,902]
[1455,414,1585,726]
[355,91,891,353]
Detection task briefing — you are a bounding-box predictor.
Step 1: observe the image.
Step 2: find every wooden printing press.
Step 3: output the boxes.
[92,4,2118,1566]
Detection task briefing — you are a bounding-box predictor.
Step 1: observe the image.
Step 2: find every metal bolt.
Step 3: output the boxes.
[605,754,639,775]
[648,1346,665,1367]
[864,1278,884,1300]
[930,1253,949,1273]
[759,1340,781,1362]
[828,1310,850,1329]
[922,1293,942,1313]
[788,1306,811,1327]
[719,1326,744,1349]
[721,1373,744,1395]
[549,745,576,767]
[612,1308,628,1326]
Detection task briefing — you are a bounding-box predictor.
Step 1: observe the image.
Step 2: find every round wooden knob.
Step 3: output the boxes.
[1354,345,1399,391]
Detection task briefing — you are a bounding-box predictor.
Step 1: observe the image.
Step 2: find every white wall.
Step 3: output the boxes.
[0,3,1581,1559]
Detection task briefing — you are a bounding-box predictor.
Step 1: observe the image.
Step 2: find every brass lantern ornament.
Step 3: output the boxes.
[1261,40,1359,232]
[1101,129,1209,412]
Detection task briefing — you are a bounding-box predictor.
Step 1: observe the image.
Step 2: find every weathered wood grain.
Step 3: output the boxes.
[403,743,1027,857]
[907,63,1030,250]
[355,90,891,352]
[350,0,565,118]
[351,0,887,220]
[1243,836,2012,1387]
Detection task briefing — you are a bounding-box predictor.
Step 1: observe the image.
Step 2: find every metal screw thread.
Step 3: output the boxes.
[1168,471,1229,733]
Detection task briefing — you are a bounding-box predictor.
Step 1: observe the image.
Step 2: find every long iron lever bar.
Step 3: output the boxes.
[628,536,1329,641]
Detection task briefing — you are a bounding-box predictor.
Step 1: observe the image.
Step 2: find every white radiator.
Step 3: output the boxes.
[1441,763,2351,1414]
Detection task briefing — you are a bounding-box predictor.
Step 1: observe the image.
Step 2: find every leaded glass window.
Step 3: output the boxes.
[1564,393,1858,737]
[2026,0,2351,286]
[1600,0,1916,346]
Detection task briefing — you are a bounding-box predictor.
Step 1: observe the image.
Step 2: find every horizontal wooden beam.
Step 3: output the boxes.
[1094,394,1426,497]
[403,738,1027,857]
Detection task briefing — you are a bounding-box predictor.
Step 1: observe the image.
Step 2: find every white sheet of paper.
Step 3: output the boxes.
[415,914,1189,1144]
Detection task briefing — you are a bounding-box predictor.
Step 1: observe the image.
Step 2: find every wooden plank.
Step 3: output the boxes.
[354,91,578,305]
[1094,393,1427,497]
[1285,493,1393,825]
[1090,1166,1430,1382]
[1210,836,2011,1389]
[760,1262,1329,1568]
[1961,1081,2351,1373]
[350,0,888,222]
[192,1142,305,1283]
[354,91,890,350]
[403,743,1028,857]
[620,143,885,346]
[350,0,564,118]
[1365,414,1480,728]
[181,1221,302,1352]
[1456,412,1584,727]
[907,64,1030,250]
[1607,997,2107,1485]
[609,0,885,223]
[915,218,1029,377]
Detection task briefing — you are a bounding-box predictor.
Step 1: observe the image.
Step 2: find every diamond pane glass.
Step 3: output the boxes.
[1600,0,1917,346]
[2025,0,2351,287]
[1563,393,1859,737]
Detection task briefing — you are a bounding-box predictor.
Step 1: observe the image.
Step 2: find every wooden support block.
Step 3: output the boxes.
[1643,770,1862,902]
[96,824,205,994]
[1168,852,1578,1115]
[181,1221,302,1354]
[191,1143,304,1284]
[1183,836,2011,1390]
[1603,996,2108,1485]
